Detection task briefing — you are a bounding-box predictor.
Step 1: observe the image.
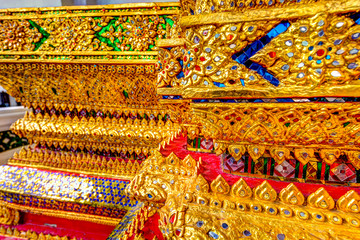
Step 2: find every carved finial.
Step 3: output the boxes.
[193,174,209,193]
[270,147,290,164]
[211,175,230,194]
[166,152,180,165]
[279,183,304,205]
[346,151,360,170]
[228,145,246,161]
[254,180,277,201]
[337,190,360,213]
[307,187,335,210]
[247,145,265,162]
[294,148,314,165]
[231,178,252,198]
[183,154,196,169]
[319,149,340,165]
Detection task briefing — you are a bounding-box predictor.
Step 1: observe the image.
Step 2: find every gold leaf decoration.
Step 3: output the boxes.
[214,141,227,155]
[337,190,360,213]
[279,183,305,205]
[270,147,290,164]
[346,151,360,170]
[210,175,230,194]
[294,148,314,165]
[253,181,277,202]
[319,149,340,165]
[231,178,252,198]
[307,187,335,210]
[228,145,246,161]
[193,174,209,193]
[247,145,265,163]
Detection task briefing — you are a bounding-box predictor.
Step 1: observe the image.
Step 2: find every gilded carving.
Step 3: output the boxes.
[230,178,252,198]
[337,190,360,213]
[307,188,335,210]
[279,183,305,206]
[0,20,43,51]
[0,207,20,225]
[210,175,230,194]
[253,181,277,202]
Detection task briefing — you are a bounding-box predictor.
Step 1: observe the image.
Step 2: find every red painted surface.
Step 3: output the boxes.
[161,136,360,200]
[0,213,115,240]
[141,213,164,240]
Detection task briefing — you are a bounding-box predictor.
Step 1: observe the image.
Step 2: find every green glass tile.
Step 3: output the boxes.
[302,164,308,179]
[270,158,275,176]
[295,160,300,178]
[244,155,248,173]
[324,164,330,181]
[263,158,268,175]
[316,162,322,180]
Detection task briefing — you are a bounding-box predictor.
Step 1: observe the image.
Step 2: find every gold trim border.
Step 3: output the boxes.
[8,162,133,181]
[180,0,360,27]
[0,200,120,226]
[0,2,180,20]
[157,84,360,98]
[157,38,185,47]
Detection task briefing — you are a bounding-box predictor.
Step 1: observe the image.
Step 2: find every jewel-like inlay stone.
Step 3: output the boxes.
[348,63,358,69]
[229,43,236,49]
[194,36,200,44]
[352,33,360,39]
[297,62,304,68]
[230,26,237,31]
[221,223,229,229]
[331,71,341,77]
[277,234,286,240]
[285,40,293,46]
[334,39,342,45]
[297,72,305,78]
[300,26,307,32]
[205,48,211,53]
[244,230,251,236]
[336,22,344,28]
[318,20,325,26]
[284,210,290,215]
[209,231,219,239]
[196,221,204,227]
[300,212,306,217]
[336,49,345,54]
[350,49,359,55]
[287,52,294,57]
[332,61,340,66]
[214,56,221,62]
[281,64,289,71]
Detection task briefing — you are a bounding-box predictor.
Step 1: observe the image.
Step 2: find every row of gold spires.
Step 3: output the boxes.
[10,147,143,177]
[0,225,81,240]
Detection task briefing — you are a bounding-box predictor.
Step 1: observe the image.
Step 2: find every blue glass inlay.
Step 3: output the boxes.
[213,81,226,87]
[176,71,184,79]
[350,12,360,25]
[231,22,289,86]
[221,223,229,229]
[197,221,204,227]
[209,231,219,239]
